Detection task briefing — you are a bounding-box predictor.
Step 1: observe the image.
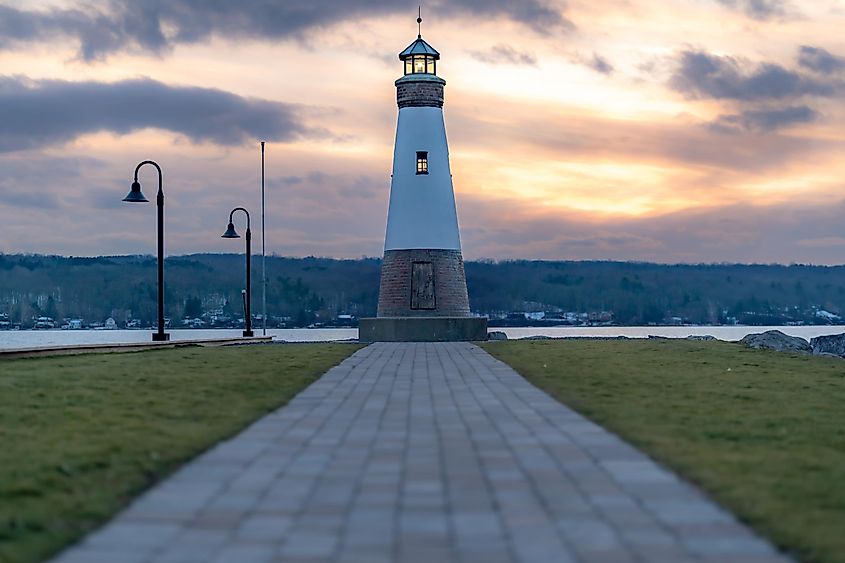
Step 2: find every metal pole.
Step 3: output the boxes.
[245,227,253,337]
[261,141,266,335]
[155,183,167,341]
[241,290,247,331]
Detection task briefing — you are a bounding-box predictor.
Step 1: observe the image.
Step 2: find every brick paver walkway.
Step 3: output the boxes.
[53,342,790,563]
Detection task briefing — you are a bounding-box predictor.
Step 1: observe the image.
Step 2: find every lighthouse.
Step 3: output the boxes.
[359,15,487,342]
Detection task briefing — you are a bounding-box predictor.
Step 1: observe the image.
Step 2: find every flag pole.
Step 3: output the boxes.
[261,141,267,336]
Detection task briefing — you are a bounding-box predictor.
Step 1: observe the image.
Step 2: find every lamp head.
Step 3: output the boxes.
[123,180,148,203]
[221,222,240,238]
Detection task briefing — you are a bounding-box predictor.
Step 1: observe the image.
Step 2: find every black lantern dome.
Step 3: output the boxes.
[221,222,240,238]
[123,180,148,203]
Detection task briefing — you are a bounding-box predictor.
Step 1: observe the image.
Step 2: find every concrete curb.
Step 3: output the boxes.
[1,336,274,360]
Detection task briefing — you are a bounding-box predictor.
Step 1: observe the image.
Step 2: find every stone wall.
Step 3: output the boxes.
[377,249,471,317]
[359,317,487,342]
[397,81,444,108]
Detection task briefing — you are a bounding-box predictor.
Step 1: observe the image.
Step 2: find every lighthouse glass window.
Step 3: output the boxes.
[413,57,426,73]
[416,151,428,175]
[406,56,435,75]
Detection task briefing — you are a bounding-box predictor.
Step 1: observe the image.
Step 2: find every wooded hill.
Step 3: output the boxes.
[1,253,845,326]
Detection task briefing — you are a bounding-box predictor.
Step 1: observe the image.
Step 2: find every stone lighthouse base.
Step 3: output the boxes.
[358,317,488,343]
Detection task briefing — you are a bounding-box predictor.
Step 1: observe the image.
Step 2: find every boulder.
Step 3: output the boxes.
[816,352,843,359]
[686,335,716,341]
[810,333,845,357]
[487,331,508,341]
[740,330,811,354]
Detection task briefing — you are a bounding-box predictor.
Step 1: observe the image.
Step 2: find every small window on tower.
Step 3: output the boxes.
[416,151,428,175]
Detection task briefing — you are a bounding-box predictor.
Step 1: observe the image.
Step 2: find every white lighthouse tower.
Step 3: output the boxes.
[359,15,487,342]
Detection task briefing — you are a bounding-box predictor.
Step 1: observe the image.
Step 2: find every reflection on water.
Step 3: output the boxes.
[2,325,844,351]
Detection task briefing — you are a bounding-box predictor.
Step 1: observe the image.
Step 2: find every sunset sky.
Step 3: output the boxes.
[1,0,844,263]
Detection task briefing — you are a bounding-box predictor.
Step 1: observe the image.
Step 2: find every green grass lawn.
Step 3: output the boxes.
[0,343,361,563]
[481,339,845,563]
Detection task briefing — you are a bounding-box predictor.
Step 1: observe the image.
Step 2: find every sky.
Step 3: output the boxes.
[0,0,844,264]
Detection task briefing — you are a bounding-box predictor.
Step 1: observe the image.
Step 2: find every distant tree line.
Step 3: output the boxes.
[466,260,845,325]
[1,253,845,326]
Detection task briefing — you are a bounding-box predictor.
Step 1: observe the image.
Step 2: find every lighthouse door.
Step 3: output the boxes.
[411,262,436,310]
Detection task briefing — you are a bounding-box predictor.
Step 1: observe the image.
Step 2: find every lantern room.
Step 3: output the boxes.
[399,36,440,76]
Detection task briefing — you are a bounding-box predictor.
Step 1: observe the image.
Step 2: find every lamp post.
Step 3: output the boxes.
[123,160,169,342]
[221,207,253,337]
[261,141,267,336]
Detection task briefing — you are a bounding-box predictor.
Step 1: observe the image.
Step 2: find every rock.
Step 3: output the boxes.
[810,333,845,357]
[487,331,508,341]
[740,330,811,354]
[686,335,716,341]
[816,351,843,359]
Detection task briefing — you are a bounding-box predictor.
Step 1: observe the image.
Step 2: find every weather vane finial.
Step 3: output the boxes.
[417,6,422,38]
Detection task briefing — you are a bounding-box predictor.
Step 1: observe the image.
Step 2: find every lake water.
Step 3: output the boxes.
[2,325,843,351]
[0,329,358,351]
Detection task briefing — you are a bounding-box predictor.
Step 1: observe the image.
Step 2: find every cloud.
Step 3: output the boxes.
[468,44,537,66]
[711,105,817,133]
[459,193,845,264]
[269,171,380,200]
[443,0,570,34]
[576,52,614,75]
[0,4,128,62]
[448,100,820,174]
[713,0,789,20]
[0,147,392,257]
[0,0,569,61]
[669,48,841,137]
[0,154,104,213]
[798,46,845,75]
[0,76,310,152]
[671,49,840,101]
[0,185,61,209]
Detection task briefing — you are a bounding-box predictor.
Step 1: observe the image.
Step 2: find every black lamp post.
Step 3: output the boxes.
[123,160,169,342]
[222,207,253,337]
